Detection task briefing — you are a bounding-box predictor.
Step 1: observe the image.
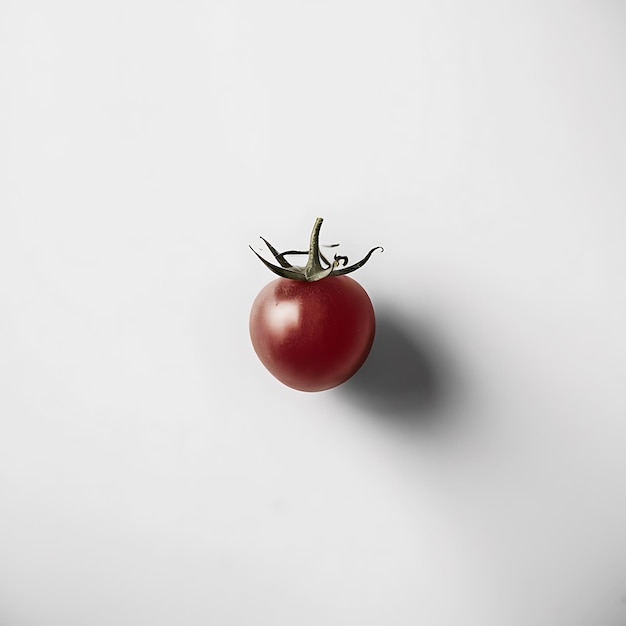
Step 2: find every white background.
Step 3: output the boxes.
[1,1,626,624]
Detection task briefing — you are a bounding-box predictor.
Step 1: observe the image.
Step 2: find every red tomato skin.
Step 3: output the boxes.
[249,275,375,392]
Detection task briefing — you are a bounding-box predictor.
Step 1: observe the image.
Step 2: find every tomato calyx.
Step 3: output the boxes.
[250,217,383,282]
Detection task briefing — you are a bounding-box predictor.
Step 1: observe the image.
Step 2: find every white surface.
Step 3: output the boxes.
[2,1,626,624]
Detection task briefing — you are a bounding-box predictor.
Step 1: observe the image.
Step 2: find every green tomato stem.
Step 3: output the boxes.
[250,217,383,282]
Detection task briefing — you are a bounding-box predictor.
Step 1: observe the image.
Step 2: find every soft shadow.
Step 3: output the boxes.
[340,308,457,430]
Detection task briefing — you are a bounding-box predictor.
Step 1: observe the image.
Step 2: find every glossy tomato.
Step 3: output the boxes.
[249,217,382,392]
[249,275,375,392]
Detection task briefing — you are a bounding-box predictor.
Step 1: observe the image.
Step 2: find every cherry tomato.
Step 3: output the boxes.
[250,275,375,392]
[249,218,382,392]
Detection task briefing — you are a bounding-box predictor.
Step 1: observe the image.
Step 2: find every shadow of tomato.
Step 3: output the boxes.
[339,306,459,431]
